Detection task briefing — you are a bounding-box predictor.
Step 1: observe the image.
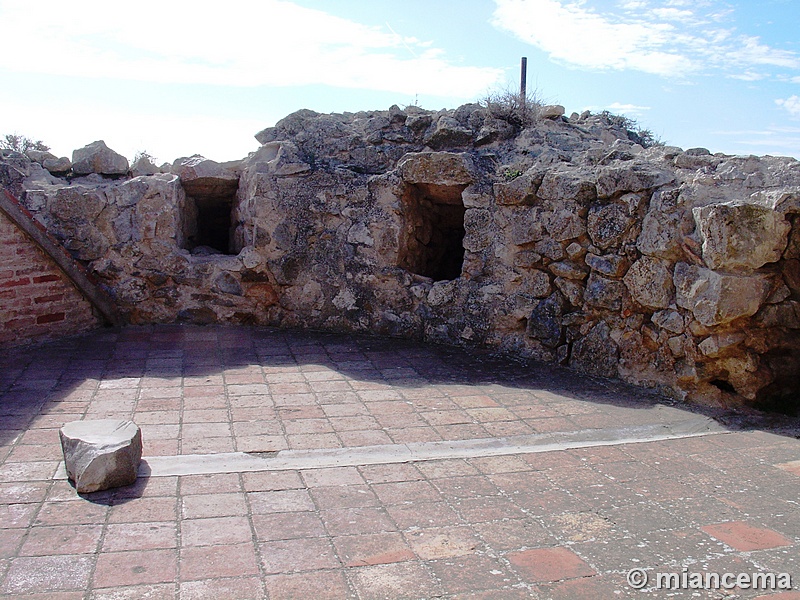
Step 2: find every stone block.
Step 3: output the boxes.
[60,420,142,493]
[674,262,772,326]
[693,201,791,271]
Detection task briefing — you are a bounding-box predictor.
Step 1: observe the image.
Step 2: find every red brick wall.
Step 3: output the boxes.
[0,210,101,345]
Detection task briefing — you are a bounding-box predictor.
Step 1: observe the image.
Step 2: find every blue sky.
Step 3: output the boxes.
[1,0,799,163]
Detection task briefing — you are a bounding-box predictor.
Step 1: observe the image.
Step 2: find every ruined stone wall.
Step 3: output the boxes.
[3,105,799,411]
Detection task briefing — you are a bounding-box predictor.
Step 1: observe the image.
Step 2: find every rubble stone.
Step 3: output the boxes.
[60,420,142,493]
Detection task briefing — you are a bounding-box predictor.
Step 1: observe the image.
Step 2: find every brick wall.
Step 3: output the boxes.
[0,210,101,345]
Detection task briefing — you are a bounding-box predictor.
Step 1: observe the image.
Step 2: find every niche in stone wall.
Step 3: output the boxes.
[183,179,240,255]
[398,183,467,281]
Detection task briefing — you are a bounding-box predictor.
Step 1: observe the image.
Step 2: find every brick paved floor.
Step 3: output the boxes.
[1,324,798,599]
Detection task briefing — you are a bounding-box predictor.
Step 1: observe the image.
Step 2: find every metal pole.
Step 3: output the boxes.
[520,57,528,105]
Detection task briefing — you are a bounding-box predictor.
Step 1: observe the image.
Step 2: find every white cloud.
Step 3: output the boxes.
[776,96,800,119]
[0,0,502,98]
[491,0,800,78]
[491,0,693,76]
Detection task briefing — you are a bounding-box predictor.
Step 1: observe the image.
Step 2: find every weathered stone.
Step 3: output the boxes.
[537,169,596,204]
[43,156,72,175]
[546,209,586,242]
[585,253,629,278]
[623,257,674,309]
[72,140,129,176]
[554,277,584,307]
[510,207,545,245]
[131,155,159,177]
[60,420,142,493]
[539,105,565,119]
[527,292,564,347]
[424,116,473,149]
[213,272,243,296]
[398,152,474,187]
[588,204,634,249]
[637,208,687,260]
[585,274,626,310]
[548,261,587,280]
[463,209,493,252]
[173,155,239,198]
[570,321,619,378]
[674,262,772,326]
[698,332,746,358]
[651,309,685,334]
[693,201,791,271]
[494,174,536,206]
[596,163,674,198]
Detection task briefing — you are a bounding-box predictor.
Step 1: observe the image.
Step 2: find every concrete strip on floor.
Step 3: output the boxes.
[53,416,730,480]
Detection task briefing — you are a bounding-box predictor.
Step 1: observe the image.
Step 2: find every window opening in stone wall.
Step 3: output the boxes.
[183,181,239,256]
[399,183,467,282]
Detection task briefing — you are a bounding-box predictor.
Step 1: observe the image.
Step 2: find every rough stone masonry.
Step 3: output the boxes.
[1,103,798,412]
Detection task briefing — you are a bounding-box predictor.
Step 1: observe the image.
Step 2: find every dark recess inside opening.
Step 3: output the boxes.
[184,179,240,256]
[400,183,467,282]
[194,196,234,254]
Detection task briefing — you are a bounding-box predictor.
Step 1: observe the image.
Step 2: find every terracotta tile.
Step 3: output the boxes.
[287,433,342,449]
[102,522,177,551]
[427,554,515,594]
[179,473,242,495]
[301,466,365,487]
[181,516,253,547]
[108,497,176,523]
[0,502,37,528]
[348,561,442,600]
[310,485,379,510]
[386,501,462,530]
[535,573,632,600]
[3,555,94,594]
[251,512,327,541]
[338,429,394,447]
[263,570,351,600]
[0,461,59,483]
[179,577,263,600]
[179,543,259,581]
[358,463,423,484]
[93,549,177,587]
[320,507,395,536]
[372,480,443,505]
[19,524,103,556]
[259,538,341,574]
[90,583,178,599]
[248,489,315,513]
[405,525,482,559]
[181,493,248,519]
[701,521,792,551]
[180,437,235,454]
[35,500,109,526]
[475,518,556,552]
[507,547,596,583]
[432,475,499,499]
[0,528,25,558]
[242,470,303,492]
[333,532,415,567]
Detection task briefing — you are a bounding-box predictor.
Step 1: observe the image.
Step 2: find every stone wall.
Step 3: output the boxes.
[2,105,798,412]
[0,208,101,345]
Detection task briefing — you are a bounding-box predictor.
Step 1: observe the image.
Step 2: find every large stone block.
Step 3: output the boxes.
[674,262,772,326]
[72,140,129,176]
[60,420,142,493]
[623,256,675,309]
[693,201,791,271]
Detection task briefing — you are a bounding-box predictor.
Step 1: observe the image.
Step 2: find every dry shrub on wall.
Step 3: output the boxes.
[479,86,542,128]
